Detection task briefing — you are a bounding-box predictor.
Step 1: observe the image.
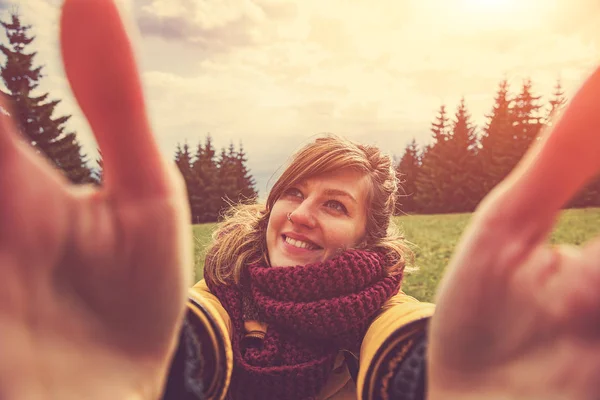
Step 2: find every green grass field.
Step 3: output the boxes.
[191,207,600,303]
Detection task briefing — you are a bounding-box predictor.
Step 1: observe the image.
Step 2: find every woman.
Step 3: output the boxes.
[1,1,600,399]
[162,134,435,399]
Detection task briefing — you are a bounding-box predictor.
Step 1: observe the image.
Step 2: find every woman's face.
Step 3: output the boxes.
[266,168,370,267]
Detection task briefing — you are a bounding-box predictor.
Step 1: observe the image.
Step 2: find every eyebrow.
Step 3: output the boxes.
[295,182,358,204]
[323,189,357,204]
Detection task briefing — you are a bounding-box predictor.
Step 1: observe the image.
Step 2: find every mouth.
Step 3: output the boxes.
[282,234,323,251]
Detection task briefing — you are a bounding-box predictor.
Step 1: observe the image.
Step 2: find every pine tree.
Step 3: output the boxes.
[174,142,197,222]
[216,144,238,213]
[235,141,258,202]
[192,135,219,222]
[546,78,567,125]
[443,97,479,212]
[479,79,517,194]
[395,139,420,214]
[189,141,206,224]
[174,142,193,177]
[0,11,93,184]
[94,148,104,185]
[414,104,450,213]
[430,104,450,143]
[215,142,258,216]
[512,78,544,158]
[183,139,258,222]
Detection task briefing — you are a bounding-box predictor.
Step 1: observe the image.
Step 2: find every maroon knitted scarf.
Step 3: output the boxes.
[206,249,403,400]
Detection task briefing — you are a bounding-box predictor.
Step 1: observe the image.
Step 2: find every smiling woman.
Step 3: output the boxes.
[167,134,434,399]
[266,168,371,268]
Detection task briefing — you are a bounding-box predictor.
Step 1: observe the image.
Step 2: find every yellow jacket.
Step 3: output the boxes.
[187,279,435,400]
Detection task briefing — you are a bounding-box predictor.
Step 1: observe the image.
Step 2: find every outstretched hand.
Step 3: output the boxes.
[429,68,600,399]
[0,1,191,399]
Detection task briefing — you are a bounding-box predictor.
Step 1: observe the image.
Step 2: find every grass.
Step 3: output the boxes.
[191,207,600,303]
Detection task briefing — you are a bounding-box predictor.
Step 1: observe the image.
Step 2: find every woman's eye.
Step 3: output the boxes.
[283,187,303,199]
[325,200,347,214]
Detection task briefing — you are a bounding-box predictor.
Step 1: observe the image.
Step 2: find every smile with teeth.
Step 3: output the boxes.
[283,235,321,250]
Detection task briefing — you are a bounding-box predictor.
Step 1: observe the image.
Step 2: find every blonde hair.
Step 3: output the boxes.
[204,134,412,285]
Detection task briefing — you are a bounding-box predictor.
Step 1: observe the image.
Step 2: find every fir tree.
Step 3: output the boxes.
[216,143,238,213]
[395,139,420,214]
[174,142,193,178]
[175,142,196,222]
[512,78,544,158]
[430,104,450,143]
[192,135,219,222]
[479,79,517,194]
[415,99,479,213]
[0,11,93,184]
[414,104,450,213]
[94,148,104,185]
[189,141,206,224]
[235,142,258,202]
[215,141,258,215]
[449,98,477,152]
[443,97,479,212]
[546,78,567,125]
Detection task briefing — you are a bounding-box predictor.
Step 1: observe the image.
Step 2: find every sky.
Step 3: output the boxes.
[3,0,600,197]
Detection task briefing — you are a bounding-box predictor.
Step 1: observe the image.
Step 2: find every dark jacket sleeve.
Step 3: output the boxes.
[358,290,434,400]
[162,283,233,400]
[368,324,428,400]
[162,314,206,400]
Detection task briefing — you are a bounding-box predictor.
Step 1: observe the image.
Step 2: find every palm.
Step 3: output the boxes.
[429,69,600,400]
[0,1,191,399]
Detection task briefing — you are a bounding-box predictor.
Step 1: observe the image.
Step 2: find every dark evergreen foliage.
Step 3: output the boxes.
[0,11,93,184]
[174,136,258,223]
[395,139,420,214]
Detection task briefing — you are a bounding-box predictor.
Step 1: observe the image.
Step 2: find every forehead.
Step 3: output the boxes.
[299,168,371,203]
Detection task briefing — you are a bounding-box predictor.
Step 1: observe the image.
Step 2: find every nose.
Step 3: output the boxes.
[289,201,317,229]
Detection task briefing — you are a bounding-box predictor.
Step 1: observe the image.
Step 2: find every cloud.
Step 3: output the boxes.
[136,0,282,56]
[547,0,600,38]
[254,0,297,21]
[2,0,600,197]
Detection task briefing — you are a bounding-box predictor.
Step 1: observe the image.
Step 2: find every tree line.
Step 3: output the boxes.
[3,10,598,222]
[394,79,600,214]
[93,137,258,223]
[173,137,258,223]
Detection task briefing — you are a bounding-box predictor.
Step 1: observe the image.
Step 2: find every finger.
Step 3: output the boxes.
[0,99,72,254]
[60,0,172,201]
[0,96,74,189]
[531,242,600,334]
[0,98,47,173]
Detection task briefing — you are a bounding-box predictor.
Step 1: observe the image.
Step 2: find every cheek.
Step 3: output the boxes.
[265,217,276,245]
[266,205,285,242]
[325,223,365,249]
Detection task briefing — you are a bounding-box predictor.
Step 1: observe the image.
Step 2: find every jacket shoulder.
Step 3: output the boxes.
[357,291,435,399]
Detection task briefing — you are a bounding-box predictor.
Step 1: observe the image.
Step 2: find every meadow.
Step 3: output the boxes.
[191,207,600,303]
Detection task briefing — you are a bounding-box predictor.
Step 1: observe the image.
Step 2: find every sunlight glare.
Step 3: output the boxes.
[462,0,516,12]
[452,0,552,31]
